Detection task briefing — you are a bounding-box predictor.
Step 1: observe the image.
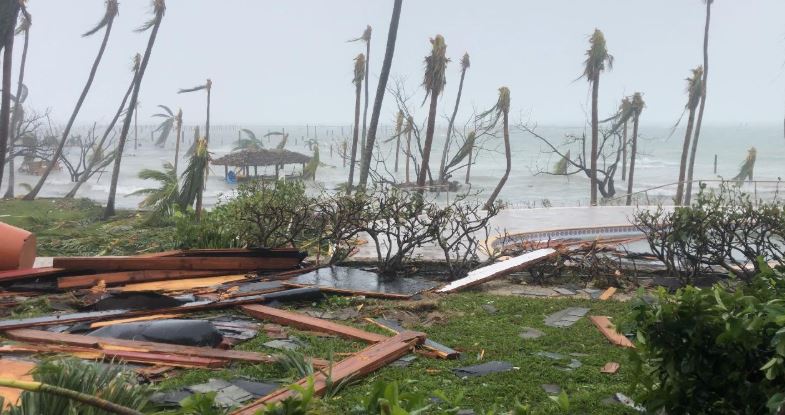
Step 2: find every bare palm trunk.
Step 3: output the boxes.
[173,110,182,178]
[684,0,711,206]
[347,82,362,191]
[25,16,113,200]
[417,91,439,195]
[393,117,402,173]
[104,9,163,219]
[439,64,467,183]
[675,108,697,205]
[357,0,402,190]
[590,76,599,206]
[4,18,28,199]
[0,5,19,192]
[405,124,411,183]
[626,114,640,206]
[359,39,370,170]
[465,143,472,184]
[620,120,628,181]
[485,110,510,209]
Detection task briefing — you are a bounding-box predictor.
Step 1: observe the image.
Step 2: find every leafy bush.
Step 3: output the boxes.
[627,261,785,414]
[634,184,785,284]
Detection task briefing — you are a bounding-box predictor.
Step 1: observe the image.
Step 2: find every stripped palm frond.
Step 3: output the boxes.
[554,150,570,175]
[177,84,207,94]
[422,34,449,104]
[276,133,289,150]
[581,29,613,82]
[185,125,200,157]
[445,130,476,171]
[353,53,366,86]
[15,5,31,36]
[347,25,371,43]
[732,147,756,185]
[82,0,118,37]
[233,129,263,150]
[178,138,208,210]
[631,92,645,118]
[303,145,320,180]
[136,0,166,33]
[152,105,175,147]
[476,86,511,129]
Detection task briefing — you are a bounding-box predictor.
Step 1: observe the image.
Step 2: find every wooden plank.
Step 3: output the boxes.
[4,328,327,368]
[436,248,558,293]
[232,331,424,414]
[241,304,387,343]
[0,267,68,283]
[0,343,224,368]
[52,256,303,272]
[118,274,247,292]
[365,318,460,359]
[281,282,412,299]
[57,270,228,289]
[589,316,635,348]
[598,287,617,301]
[89,314,182,329]
[0,359,35,409]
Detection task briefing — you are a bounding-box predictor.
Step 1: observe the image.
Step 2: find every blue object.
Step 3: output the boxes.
[226,170,237,184]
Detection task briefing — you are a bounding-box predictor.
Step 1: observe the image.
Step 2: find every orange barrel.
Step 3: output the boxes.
[0,222,36,270]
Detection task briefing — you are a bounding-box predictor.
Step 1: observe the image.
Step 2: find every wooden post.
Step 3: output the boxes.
[713,154,717,174]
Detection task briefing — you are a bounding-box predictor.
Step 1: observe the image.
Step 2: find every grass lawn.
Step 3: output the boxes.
[156,293,637,414]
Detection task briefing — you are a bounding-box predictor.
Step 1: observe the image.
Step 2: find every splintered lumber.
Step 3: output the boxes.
[0,287,322,330]
[0,267,68,284]
[89,314,182,329]
[118,274,247,292]
[4,328,327,368]
[598,287,617,300]
[57,270,228,289]
[0,358,35,409]
[232,331,425,414]
[436,248,558,293]
[589,316,635,348]
[241,304,387,343]
[52,256,302,272]
[0,343,224,368]
[365,318,460,359]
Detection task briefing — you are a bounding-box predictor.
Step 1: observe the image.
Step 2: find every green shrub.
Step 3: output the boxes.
[627,261,785,414]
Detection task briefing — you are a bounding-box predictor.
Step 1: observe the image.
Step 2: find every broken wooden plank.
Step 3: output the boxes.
[598,287,617,300]
[0,343,225,368]
[118,274,247,292]
[0,267,69,284]
[600,362,620,374]
[0,359,35,409]
[588,316,635,348]
[436,248,558,293]
[232,331,424,413]
[0,287,322,330]
[57,270,229,289]
[4,328,328,368]
[89,314,182,329]
[52,256,303,272]
[365,318,460,359]
[241,304,387,344]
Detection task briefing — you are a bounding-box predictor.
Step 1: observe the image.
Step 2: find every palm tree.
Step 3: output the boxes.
[684,0,713,206]
[66,54,140,199]
[233,128,264,150]
[731,147,756,185]
[104,0,165,219]
[439,52,470,183]
[152,105,176,147]
[347,53,365,192]
[618,97,631,181]
[357,0,403,190]
[173,108,182,177]
[3,6,30,199]
[482,87,511,210]
[24,0,118,200]
[626,92,644,206]
[178,137,208,221]
[178,79,212,144]
[405,115,413,183]
[417,34,449,194]
[349,26,371,168]
[675,67,703,205]
[581,29,613,206]
[303,145,319,180]
[393,110,403,172]
[128,162,178,217]
[444,130,475,179]
[0,0,19,192]
[464,131,476,184]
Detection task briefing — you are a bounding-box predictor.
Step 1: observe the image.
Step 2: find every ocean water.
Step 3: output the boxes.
[4,122,784,210]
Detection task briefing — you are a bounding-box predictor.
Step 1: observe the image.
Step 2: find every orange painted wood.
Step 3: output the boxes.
[52,256,302,272]
[241,304,388,343]
[589,316,635,348]
[232,331,424,414]
[0,358,34,409]
[0,343,224,368]
[0,267,68,283]
[599,287,617,300]
[57,270,228,289]
[0,222,36,270]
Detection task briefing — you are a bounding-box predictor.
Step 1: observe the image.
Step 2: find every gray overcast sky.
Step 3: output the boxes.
[18,1,785,127]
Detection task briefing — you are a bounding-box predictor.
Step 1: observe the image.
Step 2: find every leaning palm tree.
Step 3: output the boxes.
[152,105,176,147]
[0,0,19,192]
[127,162,178,218]
[303,145,319,180]
[178,79,212,144]
[464,130,476,184]
[347,53,365,192]
[104,0,165,219]
[444,130,475,180]
[626,92,645,206]
[349,25,371,166]
[439,52,470,183]
[675,66,703,205]
[25,0,118,200]
[482,87,511,210]
[178,138,208,221]
[731,147,756,186]
[3,6,31,199]
[172,108,183,177]
[684,0,713,206]
[357,0,403,190]
[581,29,613,206]
[417,34,449,194]
[233,128,264,151]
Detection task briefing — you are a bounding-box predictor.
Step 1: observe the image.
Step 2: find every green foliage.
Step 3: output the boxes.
[173,208,241,249]
[6,358,149,415]
[627,262,785,414]
[352,381,431,415]
[257,377,318,415]
[178,138,209,211]
[128,162,179,219]
[155,392,228,415]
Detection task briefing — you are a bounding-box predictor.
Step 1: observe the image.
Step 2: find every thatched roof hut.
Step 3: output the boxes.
[211,149,312,183]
